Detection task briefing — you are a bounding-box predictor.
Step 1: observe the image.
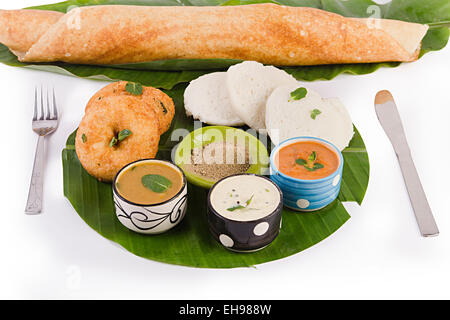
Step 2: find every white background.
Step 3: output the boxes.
[1,0,449,300]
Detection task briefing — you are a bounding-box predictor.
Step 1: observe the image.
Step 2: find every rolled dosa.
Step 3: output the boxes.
[1,4,428,66]
[0,9,63,59]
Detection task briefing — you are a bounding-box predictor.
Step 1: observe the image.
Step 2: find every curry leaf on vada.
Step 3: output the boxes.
[109,129,132,148]
[125,82,143,96]
[159,101,168,115]
[109,136,118,148]
[118,129,133,141]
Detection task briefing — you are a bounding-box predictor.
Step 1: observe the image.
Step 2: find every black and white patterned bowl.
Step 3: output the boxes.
[207,174,283,252]
[113,159,188,235]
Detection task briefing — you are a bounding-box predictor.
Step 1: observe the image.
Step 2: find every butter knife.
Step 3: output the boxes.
[374,90,439,237]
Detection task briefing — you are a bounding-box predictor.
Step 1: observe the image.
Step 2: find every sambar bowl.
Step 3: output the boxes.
[112,159,188,235]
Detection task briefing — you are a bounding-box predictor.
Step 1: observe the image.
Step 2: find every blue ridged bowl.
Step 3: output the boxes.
[270,137,344,212]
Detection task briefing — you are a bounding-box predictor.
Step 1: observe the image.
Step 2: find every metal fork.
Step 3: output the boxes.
[25,86,59,215]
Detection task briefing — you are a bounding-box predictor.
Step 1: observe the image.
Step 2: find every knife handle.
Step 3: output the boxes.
[397,151,439,237]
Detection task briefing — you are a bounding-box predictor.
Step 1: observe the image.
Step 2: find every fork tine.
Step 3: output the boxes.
[45,89,53,120]
[33,87,38,121]
[52,87,58,120]
[39,85,44,121]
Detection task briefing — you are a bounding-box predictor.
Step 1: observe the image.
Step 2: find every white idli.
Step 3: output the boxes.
[226,61,297,131]
[184,72,244,126]
[265,85,354,150]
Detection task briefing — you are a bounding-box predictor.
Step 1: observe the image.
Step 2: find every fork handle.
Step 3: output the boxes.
[25,136,45,215]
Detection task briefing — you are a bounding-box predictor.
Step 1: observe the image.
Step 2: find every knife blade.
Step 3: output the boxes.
[374,90,439,237]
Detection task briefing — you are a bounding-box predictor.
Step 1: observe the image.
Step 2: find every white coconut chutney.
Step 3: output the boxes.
[210,175,281,221]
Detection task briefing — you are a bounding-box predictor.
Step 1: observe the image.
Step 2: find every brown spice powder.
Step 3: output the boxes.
[185,141,251,181]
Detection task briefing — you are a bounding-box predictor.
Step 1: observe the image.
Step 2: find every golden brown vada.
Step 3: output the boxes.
[76,95,160,182]
[87,81,175,135]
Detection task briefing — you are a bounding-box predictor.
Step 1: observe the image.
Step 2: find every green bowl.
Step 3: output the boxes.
[174,126,270,189]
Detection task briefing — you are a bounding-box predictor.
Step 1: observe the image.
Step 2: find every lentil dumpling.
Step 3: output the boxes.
[87,81,175,135]
[76,95,160,182]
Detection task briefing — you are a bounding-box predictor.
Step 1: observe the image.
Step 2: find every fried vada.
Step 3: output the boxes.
[87,81,175,135]
[76,95,160,182]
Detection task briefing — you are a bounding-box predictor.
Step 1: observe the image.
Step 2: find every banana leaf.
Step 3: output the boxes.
[62,84,369,268]
[0,0,448,88]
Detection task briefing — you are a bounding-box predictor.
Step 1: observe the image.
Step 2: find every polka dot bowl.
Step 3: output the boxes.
[270,137,344,212]
[207,174,283,253]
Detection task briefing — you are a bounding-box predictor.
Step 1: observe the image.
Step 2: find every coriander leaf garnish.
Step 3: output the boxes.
[142,174,172,193]
[125,82,143,96]
[227,194,254,212]
[295,151,324,172]
[308,151,317,162]
[289,87,307,102]
[295,158,307,166]
[81,134,87,143]
[118,129,132,141]
[304,163,324,172]
[313,163,324,170]
[227,204,246,212]
[245,195,254,206]
[310,109,322,120]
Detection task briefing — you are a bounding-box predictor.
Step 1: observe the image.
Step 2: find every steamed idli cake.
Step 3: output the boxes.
[227,61,297,131]
[265,85,354,150]
[184,72,244,126]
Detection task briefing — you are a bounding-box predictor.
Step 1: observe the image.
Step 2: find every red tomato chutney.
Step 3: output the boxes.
[274,141,339,180]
